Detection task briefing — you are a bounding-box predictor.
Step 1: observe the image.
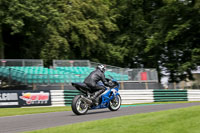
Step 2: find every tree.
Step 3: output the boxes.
[1,0,200,83]
[144,0,200,82]
[0,0,70,65]
[62,0,125,65]
[0,0,126,66]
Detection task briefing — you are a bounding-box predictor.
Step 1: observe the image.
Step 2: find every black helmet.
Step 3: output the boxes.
[97,64,106,73]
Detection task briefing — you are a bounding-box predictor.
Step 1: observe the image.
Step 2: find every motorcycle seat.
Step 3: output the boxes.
[72,83,92,92]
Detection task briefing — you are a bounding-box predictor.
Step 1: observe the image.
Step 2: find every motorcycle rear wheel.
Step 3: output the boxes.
[71,95,89,115]
[108,95,121,111]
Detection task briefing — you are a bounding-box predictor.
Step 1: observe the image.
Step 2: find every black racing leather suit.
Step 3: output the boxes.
[84,69,109,92]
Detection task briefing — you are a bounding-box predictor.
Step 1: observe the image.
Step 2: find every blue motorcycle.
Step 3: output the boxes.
[71,77,121,115]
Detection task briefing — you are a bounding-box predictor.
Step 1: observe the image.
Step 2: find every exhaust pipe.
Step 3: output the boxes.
[81,96,92,104]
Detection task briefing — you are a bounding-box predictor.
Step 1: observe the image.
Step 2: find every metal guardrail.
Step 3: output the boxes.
[0,59,43,66]
[53,60,90,67]
[119,90,154,104]
[187,90,200,101]
[153,89,188,102]
[50,89,200,106]
[1,89,200,107]
[50,90,80,106]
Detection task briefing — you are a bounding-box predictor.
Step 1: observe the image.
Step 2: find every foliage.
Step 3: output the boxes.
[144,0,200,82]
[0,0,199,82]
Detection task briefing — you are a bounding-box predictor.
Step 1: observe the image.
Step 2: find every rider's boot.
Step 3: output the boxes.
[91,90,104,105]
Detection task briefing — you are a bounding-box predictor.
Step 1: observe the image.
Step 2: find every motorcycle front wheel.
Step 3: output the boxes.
[108,95,121,111]
[71,95,89,115]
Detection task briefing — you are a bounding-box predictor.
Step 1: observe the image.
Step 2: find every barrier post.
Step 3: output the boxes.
[33,84,37,90]
[145,82,149,90]
[61,83,64,90]
[120,82,124,90]
[174,82,176,89]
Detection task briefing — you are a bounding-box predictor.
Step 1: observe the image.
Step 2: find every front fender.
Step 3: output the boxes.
[115,92,120,96]
[110,89,120,100]
[111,89,120,96]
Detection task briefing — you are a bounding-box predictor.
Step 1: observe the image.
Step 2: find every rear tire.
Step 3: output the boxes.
[108,95,121,111]
[71,95,89,115]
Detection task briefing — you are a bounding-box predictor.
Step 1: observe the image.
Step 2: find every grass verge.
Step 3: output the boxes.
[0,106,71,117]
[24,105,200,133]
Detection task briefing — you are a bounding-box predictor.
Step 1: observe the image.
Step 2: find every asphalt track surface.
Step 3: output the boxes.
[1,102,200,133]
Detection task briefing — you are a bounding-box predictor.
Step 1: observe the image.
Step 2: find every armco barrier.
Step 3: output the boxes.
[1,89,200,107]
[187,90,200,101]
[119,90,154,104]
[153,89,188,102]
[50,90,155,106]
[50,90,80,106]
[50,90,65,106]
[50,89,200,106]
[64,90,80,105]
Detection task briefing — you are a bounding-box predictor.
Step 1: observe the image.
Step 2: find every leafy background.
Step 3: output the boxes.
[0,0,200,82]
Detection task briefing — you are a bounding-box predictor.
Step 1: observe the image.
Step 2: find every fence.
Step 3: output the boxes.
[0,59,158,86]
[53,60,90,67]
[53,60,158,82]
[3,59,200,90]
[187,90,200,101]
[162,82,200,90]
[0,59,43,66]
[119,90,154,104]
[50,90,80,106]
[1,89,200,107]
[49,89,200,106]
[127,68,158,82]
[0,59,159,88]
[153,89,188,102]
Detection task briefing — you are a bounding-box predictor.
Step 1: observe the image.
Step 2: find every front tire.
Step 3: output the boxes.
[108,95,121,111]
[71,95,89,115]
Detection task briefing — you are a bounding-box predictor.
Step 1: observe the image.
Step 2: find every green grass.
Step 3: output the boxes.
[0,106,71,117]
[25,105,200,133]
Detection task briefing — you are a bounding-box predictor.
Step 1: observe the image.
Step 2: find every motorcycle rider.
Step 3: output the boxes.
[84,64,111,105]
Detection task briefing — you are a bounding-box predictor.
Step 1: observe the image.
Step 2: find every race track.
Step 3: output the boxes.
[1,102,200,133]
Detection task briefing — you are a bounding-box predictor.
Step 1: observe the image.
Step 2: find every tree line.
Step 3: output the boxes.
[0,0,200,82]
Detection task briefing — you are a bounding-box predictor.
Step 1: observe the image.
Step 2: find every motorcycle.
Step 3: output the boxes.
[71,77,121,115]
